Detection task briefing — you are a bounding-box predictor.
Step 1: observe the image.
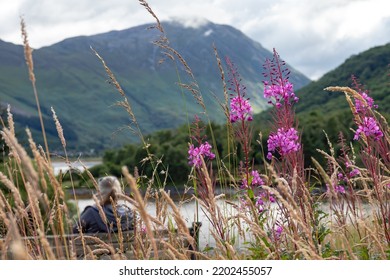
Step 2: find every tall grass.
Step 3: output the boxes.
[0,1,389,260]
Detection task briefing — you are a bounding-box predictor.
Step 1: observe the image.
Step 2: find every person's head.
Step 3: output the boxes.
[97,176,122,205]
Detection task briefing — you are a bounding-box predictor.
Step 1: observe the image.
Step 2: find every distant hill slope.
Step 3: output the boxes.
[295,43,390,114]
[0,20,310,153]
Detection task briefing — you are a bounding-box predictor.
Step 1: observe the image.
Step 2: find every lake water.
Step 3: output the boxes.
[52,160,101,175]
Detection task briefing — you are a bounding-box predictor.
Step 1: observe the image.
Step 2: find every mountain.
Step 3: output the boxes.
[0,20,310,153]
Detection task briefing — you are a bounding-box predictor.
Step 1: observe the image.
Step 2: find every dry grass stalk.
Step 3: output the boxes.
[26,128,48,193]
[329,228,358,260]
[177,82,205,111]
[91,48,124,98]
[6,105,15,137]
[224,241,239,260]
[24,182,44,233]
[154,191,168,225]
[2,128,39,193]
[132,228,150,260]
[26,131,71,258]
[213,45,230,119]
[77,235,116,255]
[196,159,237,252]
[325,86,366,102]
[138,0,164,33]
[20,17,50,161]
[357,219,387,258]
[139,1,206,112]
[51,107,66,148]
[263,183,318,255]
[20,18,35,84]
[92,195,110,229]
[0,171,25,211]
[160,190,193,244]
[37,230,56,260]
[236,213,273,256]
[0,193,12,243]
[6,215,31,260]
[111,199,124,253]
[122,166,159,259]
[91,47,137,124]
[161,240,188,260]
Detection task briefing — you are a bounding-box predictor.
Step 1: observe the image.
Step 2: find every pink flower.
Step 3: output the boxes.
[255,195,265,212]
[349,169,360,178]
[254,191,275,212]
[354,117,383,141]
[241,170,264,189]
[334,185,346,194]
[355,91,378,113]
[230,96,253,123]
[274,225,283,240]
[267,127,301,159]
[188,141,215,168]
[251,170,264,186]
[263,81,298,106]
[327,184,345,194]
[226,57,253,123]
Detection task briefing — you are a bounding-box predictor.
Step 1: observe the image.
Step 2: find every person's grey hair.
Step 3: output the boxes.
[98,176,122,205]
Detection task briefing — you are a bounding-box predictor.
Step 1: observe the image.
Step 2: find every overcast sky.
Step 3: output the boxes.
[0,0,389,80]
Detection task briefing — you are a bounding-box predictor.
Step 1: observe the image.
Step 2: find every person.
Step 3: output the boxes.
[73,176,134,234]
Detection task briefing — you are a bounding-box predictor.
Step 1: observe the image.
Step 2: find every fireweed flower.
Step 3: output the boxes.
[274,225,283,240]
[267,127,301,160]
[241,170,264,189]
[353,117,383,141]
[226,57,253,123]
[263,80,299,107]
[355,91,378,113]
[254,191,275,212]
[255,195,265,212]
[334,185,346,194]
[230,96,253,123]
[349,168,360,178]
[326,184,346,194]
[188,141,215,168]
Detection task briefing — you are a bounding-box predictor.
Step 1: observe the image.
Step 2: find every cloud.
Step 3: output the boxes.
[235,0,390,79]
[169,16,210,29]
[0,0,389,80]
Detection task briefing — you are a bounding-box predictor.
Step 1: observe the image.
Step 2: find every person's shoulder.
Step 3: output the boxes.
[81,205,98,214]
